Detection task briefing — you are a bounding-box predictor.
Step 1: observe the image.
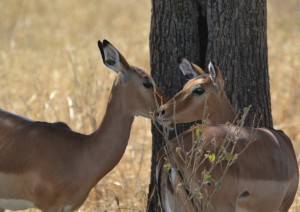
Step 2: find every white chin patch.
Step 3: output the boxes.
[0,199,35,210]
[63,205,73,212]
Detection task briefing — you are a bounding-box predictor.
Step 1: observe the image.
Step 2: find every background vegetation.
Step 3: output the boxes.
[0,0,299,211]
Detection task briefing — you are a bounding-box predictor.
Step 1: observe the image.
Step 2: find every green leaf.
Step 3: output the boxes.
[176,147,181,153]
[163,163,171,173]
[202,172,212,183]
[196,127,202,138]
[225,152,234,161]
[205,153,216,163]
[215,180,222,188]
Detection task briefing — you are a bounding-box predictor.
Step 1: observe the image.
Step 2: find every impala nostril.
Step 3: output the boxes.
[156,111,160,117]
[156,109,165,118]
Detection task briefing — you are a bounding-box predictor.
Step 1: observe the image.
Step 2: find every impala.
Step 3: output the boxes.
[156,58,299,211]
[157,57,237,126]
[0,40,166,212]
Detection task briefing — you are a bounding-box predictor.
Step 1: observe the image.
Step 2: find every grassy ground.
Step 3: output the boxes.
[0,0,299,211]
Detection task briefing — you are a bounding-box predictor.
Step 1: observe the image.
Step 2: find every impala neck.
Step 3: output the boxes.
[207,90,236,124]
[86,82,134,183]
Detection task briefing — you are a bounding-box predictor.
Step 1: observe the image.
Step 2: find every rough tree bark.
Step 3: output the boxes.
[147,0,272,210]
[205,0,272,127]
[146,1,204,210]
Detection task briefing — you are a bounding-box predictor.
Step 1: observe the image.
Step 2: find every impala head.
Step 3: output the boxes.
[157,57,227,127]
[98,40,166,118]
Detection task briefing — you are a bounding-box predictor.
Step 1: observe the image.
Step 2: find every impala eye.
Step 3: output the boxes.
[193,87,205,95]
[143,82,153,89]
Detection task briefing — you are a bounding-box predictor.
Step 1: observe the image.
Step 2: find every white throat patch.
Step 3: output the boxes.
[0,199,35,210]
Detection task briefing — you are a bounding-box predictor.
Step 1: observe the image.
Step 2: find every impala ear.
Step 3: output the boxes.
[177,57,206,80]
[98,40,130,74]
[208,61,224,89]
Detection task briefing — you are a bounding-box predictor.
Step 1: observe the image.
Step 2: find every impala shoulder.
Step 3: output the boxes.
[256,127,283,137]
[27,121,86,143]
[0,109,33,128]
[263,127,294,146]
[32,121,71,131]
[52,122,71,130]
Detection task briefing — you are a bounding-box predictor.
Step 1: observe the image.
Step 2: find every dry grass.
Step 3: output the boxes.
[268,1,300,210]
[0,0,299,211]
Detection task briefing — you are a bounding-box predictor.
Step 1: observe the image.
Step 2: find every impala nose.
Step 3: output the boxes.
[156,108,165,118]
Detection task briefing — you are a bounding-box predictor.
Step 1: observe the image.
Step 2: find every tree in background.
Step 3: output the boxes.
[147,0,272,210]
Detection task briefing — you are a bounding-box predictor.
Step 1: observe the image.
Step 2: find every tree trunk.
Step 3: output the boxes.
[147,0,204,210]
[147,0,272,210]
[205,0,272,127]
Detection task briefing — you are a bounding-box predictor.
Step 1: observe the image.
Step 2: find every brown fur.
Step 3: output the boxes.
[156,60,298,211]
[158,62,236,126]
[157,125,298,211]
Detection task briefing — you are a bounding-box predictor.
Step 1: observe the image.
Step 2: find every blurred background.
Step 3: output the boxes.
[0,0,299,211]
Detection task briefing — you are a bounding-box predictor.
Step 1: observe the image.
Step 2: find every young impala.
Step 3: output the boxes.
[0,40,166,212]
[157,57,236,126]
[156,58,298,211]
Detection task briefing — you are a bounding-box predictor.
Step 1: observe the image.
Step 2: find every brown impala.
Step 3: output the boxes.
[0,40,166,212]
[156,58,298,211]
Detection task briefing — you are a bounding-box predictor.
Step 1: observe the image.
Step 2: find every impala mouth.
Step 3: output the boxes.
[155,108,176,129]
[156,117,174,129]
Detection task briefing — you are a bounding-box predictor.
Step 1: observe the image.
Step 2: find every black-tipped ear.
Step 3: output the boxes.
[98,40,105,63]
[98,39,131,74]
[177,57,194,79]
[208,61,224,89]
[208,61,216,82]
[102,39,110,47]
[178,57,203,80]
